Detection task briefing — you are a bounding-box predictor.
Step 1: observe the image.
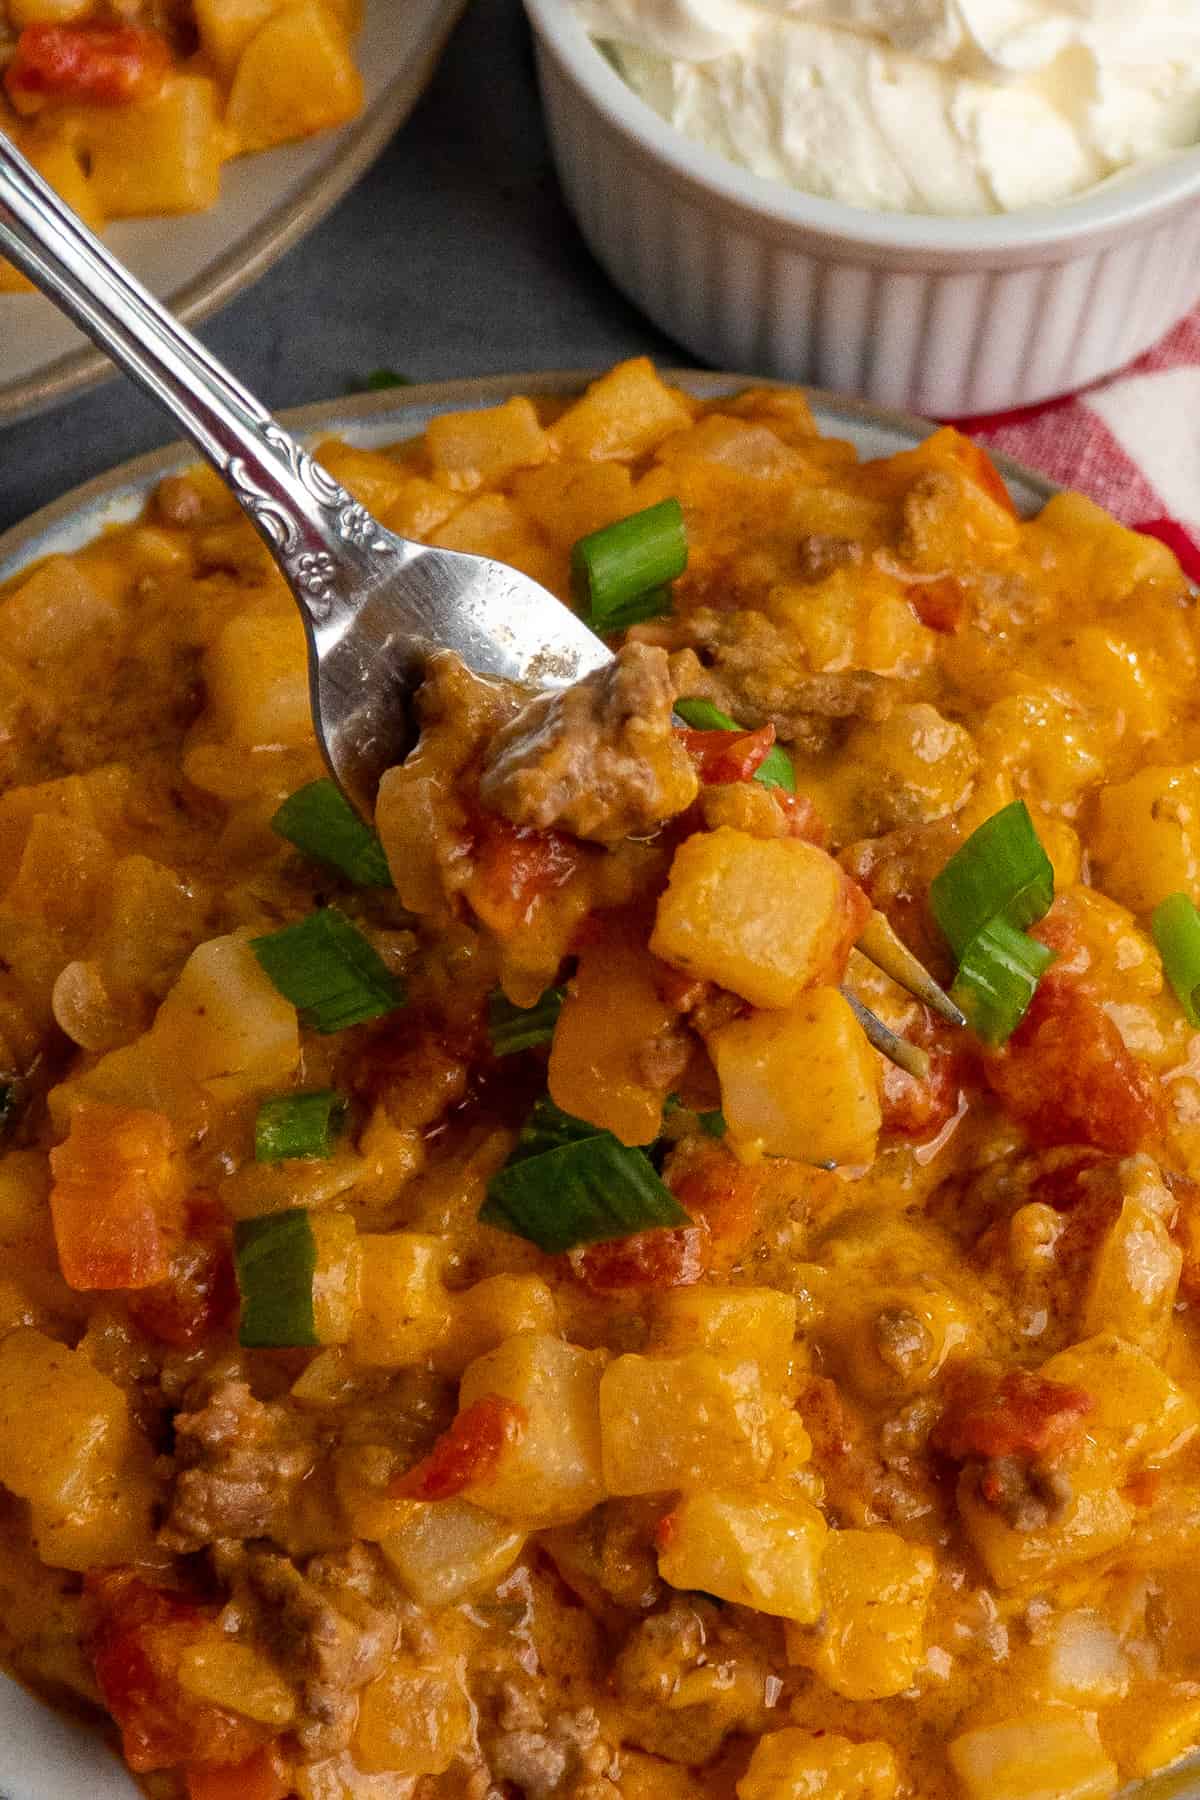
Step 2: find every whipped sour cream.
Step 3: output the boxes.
[571,0,1200,214]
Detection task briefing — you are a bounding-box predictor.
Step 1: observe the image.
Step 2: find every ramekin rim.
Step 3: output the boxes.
[523,0,1200,255]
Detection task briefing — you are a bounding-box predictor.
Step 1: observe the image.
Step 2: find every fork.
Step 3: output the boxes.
[0,134,962,1067]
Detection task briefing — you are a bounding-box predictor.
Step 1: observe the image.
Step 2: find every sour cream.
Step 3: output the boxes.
[571,0,1200,214]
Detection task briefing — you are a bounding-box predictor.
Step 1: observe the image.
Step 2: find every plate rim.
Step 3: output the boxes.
[0,366,1059,577]
[0,0,470,428]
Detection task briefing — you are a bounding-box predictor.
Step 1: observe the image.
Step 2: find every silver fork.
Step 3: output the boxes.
[0,132,962,1065]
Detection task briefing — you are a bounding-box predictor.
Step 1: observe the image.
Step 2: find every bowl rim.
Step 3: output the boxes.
[522,0,1200,259]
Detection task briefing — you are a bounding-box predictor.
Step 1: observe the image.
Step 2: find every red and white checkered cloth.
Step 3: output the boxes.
[957,308,1200,582]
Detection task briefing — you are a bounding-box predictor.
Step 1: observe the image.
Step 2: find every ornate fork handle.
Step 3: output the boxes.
[0,132,392,634]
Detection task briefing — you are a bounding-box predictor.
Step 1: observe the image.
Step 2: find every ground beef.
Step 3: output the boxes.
[483,1683,618,1800]
[478,642,698,843]
[160,1365,316,1553]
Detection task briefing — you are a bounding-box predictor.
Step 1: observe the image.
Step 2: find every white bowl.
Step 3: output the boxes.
[522,0,1200,415]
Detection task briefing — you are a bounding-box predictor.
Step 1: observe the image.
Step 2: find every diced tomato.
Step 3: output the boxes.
[5,24,170,108]
[668,1152,763,1271]
[127,1195,237,1348]
[678,722,777,785]
[772,790,828,844]
[49,1103,180,1291]
[391,1394,527,1500]
[935,1366,1092,1462]
[186,1745,291,1800]
[466,813,583,936]
[984,977,1164,1155]
[87,1573,264,1775]
[570,1224,708,1293]
[907,575,966,635]
[880,1011,973,1144]
[946,431,1018,518]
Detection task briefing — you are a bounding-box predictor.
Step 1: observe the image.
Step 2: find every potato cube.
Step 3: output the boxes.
[194,0,287,73]
[227,1,363,154]
[600,1351,770,1495]
[0,133,102,292]
[1081,1191,1181,1356]
[380,1498,525,1608]
[177,1635,296,1725]
[0,556,119,663]
[206,610,313,749]
[549,930,682,1145]
[350,1234,451,1368]
[549,357,694,461]
[957,1466,1131,1591]
[737,1728,898,1800]
[77,76,222,216]
[658,1488,826,1621]
[1040,1335,1197,1474]
[710,989,882,1167]
[314,440,410,517]
[650,1286,797,1392]
[425,397,549,493]
[437,1273,558,1377]
[1104,1680,1200,1779]
[354,1658,471,1776]
[311,1214,361,1346]
[1091,765,1200,914]
[152,933,299,1100]
[785,1529,935,1699]
[6,812,114,933]
[949,1709,1118,1800]
[380,475,461,542]
[651,830,862,1009]
[511,459,635,549]
[459,1333,605,1527]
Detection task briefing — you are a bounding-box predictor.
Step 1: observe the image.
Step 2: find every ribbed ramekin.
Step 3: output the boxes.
[523,0,1200,416]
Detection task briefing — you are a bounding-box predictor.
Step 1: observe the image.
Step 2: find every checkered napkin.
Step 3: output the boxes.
[957,308,1200,581]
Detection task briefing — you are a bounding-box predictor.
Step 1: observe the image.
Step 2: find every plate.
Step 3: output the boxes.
[0,0,468,428]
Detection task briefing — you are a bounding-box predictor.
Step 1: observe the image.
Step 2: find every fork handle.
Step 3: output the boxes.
[0,131,389,643]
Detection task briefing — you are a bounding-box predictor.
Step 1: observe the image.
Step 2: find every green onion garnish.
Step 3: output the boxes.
[588,586,674,636]
[1152,892,1200,1027]
[949,917,1055,1046]
[697,1108,727,1139]
[255,1090,347,1164]
[930,800,1054,959]
[360,368,411,391]
[271,780,392,887]
[251,907,406,1034]
[572,499,687,635]
[234,1211,319,1348]
[480,1096,691,1255]
[488,986,566,1056]
[674,696,796,793]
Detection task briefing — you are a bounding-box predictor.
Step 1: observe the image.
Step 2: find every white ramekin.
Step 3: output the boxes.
[522,0,1200,416]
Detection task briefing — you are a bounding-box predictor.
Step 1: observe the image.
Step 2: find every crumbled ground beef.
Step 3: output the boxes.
[160,1365,315,1552]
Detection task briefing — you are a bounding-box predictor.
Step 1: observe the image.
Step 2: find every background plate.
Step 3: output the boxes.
[0,0,467,427]
[2,371,1187,1800]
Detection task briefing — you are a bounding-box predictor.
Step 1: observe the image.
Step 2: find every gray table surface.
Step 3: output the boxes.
[0,0,682,536]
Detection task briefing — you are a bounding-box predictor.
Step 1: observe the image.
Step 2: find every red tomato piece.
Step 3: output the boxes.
[772,790,828,844]
[570,1224,708,1293]
[5,25,170,107]
[669,1153,763,1271]
[907,576,966,634]
[467,813,582,936]
[392,1394,527,1500]
[946,431,1018,518]
[128,1196,237,1349]
[186,1745,291,1800]
[880,1011,972,1144]
[49,1103,180,1291]
[984,978,1163,1155]
[678,722,777,785]
[935,1366,1093,1462]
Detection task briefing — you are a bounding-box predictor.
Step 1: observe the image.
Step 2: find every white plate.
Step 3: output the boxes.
[0,0,467,427]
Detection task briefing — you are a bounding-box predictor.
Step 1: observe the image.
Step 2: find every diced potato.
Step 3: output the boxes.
[380,1497,525,1608]
[311,1213,361,1345]
[1041,1335,1197,1474]
[1042,1612,1130,1706]
[957,1465,1131,1591]
[380,475,461,541]
[295,1752,417,1800]
[428,493,554,588]
[549,357,694,462]
[785,1528,935,1700]
[1069,625,1171,745]
[549,929,681,1145]
[650,1286,797,1392]
[658,1488,826,1622]
[350,1234,451,1368]
[460,1333,605,1527]
[1081,1184,1181,1356]
[600,1351,770,1495]
[1091,765,1200,914]
[6,812,115,933]
[1104,1680,1200,1779]
[710,989,882,1167]
[194,0,288,74]
[832,704,980,837]
[353,1658,472,1776]
[425,398,549,493]
[177,1635,296,1725]
[151,933,300,1101]
[511,459,635,550]
[0,556,120,663]
[0,133,102,292]
[436,1273,558,1377]
[1035,491,1181,603]
[652,830,863,1010]
[948,1708,1118,1800]
[206,609,314,750]
[314,440,410,517]
[9,0,93,22]
[76,76,223,216]
[737,1727,899,1800]
[227,1,363,154]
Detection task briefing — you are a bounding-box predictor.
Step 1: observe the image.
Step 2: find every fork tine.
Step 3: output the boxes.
[843,990,932,1082]
[855,909,966,1028]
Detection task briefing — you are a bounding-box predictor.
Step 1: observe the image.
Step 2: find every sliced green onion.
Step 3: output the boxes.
[588,586,674,637]
[255,1090,347,1164]
[949,917,1055,1046]
[480,1096,691,1255]
[360,368,411,391]
[572,499,687,633]
[488,986,566,1056]
[235,1211,319,1348]
[1152,892,1200,1027]
[251,906,406,1034]
[930,801,1054,959]
[697,1108,727,1139]
[271,779,392,887]
[673,696,796,793]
